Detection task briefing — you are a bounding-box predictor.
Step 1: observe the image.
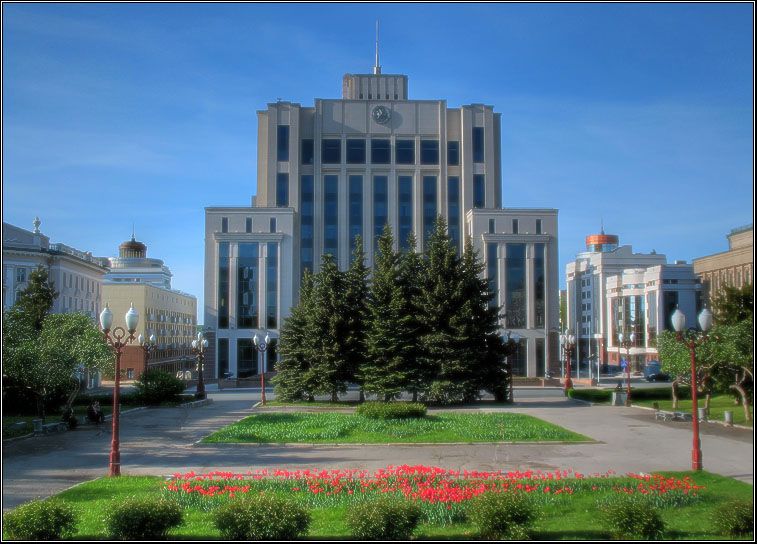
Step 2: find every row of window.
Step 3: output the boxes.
[486,242,546,329]
[487,218,542,235]
[220,217,278,233]
[278,130,485,166]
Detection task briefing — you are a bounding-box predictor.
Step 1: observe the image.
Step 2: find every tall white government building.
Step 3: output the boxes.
[204,60,560,381]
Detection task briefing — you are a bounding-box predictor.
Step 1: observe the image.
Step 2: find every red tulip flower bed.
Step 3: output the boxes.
[163,465,704,524]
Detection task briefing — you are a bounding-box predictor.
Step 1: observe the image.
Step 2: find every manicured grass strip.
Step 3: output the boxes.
[634,395,753,427]
[202,412,590,444]
[5,471,751,540]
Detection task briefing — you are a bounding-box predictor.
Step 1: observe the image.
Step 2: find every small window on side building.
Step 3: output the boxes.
[221,217,228,233]
[512,219,519,234]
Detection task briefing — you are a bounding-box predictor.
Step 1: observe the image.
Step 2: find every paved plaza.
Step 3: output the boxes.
[2,390,752,510]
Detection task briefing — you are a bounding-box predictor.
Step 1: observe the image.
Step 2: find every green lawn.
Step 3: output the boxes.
[202,412,590,444]
[634,395,753,427]
[4,471,752,540]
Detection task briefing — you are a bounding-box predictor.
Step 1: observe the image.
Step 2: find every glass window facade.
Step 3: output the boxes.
[398,175,413,250]
[473,174,485,208]
[301,139,314,165]
[237,339,257,378]
[420,140,439,165]
[536,338,545,377]
[266,242,278,329]
[423,176,437,244]
[277,125,289,161]
[218,242,230,329]
[447,141,459,165]
[371,139,391,164]
[505,244,526,328]
[349,175,363,252]
[300,175,314,274]
[373,175,388,252]
[447,177,460,251]
[487,243,498,309]
[276,173,289,207]
[218,338,229,378]
[534,243,545,327]
[322,139,341,164]
[512,338,527,376]
[237,243,259,329]
[473,127,484,162]
[346,139,366,164]
[396,140,415,164]
[324,175,339,259]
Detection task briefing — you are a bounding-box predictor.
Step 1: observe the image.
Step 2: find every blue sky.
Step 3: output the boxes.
[3,3,754,321]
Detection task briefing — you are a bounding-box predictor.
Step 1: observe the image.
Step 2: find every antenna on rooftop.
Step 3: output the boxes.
[600,216,604,235]
[373,20,382,75]
[132,222,136,241]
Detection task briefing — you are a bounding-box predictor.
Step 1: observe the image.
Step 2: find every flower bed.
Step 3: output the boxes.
[163,465,704,525]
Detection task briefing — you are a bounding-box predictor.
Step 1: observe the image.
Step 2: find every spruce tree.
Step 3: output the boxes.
[342,236,370,392]
[363,226,408,399]
[15,266,57,330]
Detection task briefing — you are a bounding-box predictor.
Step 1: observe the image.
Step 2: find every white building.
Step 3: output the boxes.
[204,62,560,380]
[566,231,702,373]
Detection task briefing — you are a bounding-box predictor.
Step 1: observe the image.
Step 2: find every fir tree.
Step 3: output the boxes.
[14,266,57,330]
[342,236,370,391]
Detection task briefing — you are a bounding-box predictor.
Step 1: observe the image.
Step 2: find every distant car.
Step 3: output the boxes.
[643,361,670,382]
[646,373,671,382]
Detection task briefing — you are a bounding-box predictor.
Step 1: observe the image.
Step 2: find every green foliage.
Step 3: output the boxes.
[212,494,310,540]
[345,497,422,540]
[13,266,57,330]
[134,369,186,405]
[105,497,183,539]
[466,492,540,540]
[568,388,612,402]
[421,380,471,406]
[712,283,753,325]
[711,499,754,536]
[342,236,370,390]
[2,498,77,540]
[597,494,666,540]
[355,401,427,419]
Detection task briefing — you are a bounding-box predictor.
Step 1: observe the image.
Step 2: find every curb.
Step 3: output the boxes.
[195,439,600,447]
[2,432,35,445]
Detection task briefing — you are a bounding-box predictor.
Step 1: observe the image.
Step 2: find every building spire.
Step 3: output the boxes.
[131,222,136,241]
[600,216,604,235]
[373,20,382,75]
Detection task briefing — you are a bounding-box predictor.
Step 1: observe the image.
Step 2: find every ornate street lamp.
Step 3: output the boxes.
[253,332,271,405]
[560,331,576,394]
[672,306,712,471]
[138,333,157,369]
[191,331,209,400]
[99,302,139,477]
[619,331,635,406]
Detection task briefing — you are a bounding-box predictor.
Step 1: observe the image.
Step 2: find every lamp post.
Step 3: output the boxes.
[672,306,712,471]
[253,332,271,405]
[191,331,209,400]
[138,333,157,369]
[619,332,635,406]
[560,331,576,394]
[99,303,139,477]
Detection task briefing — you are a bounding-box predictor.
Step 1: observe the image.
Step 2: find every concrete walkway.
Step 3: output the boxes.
[2,391,752,511]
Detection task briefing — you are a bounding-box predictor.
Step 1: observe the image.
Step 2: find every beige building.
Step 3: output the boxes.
[102,236,197,379]
[693,224,753,304]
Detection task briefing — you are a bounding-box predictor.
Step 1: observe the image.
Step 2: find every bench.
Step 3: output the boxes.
[10,421,29,431]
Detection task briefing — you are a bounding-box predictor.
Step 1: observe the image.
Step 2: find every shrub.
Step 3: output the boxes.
[421,380,477,406]
[346,497,422,540]
[133,369,186,405]
[631,386,690,401]
[213,494,310,540]
[467,491,540,540]
[597,494,665,540]
[712,499,754,536]
[105,497,183,540]
[567,389,612,403]
[2,498,77,540]
[356,401,427,419]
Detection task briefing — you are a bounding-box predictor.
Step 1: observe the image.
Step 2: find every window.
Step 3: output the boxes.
[373,176,388,253]
[269,217,277,233]
[487,243,498,309]
[245,218,252,233]
[506,244,526,328]
[447,141,460,166]
[322,139,341,164]
[221,217,228,233]
[218,339,229,378]
[300,175,314,274]
[371,139,391,164]
[398,176,413,250]
[396,140,414,164]
[512,219,519,234]
[276,173,289,207]
[420,140,439,165]
[126,369,134,380]
[349,175,363,251]
[346,139,366,164]
[488,218,495,234]
[473,127,484,162]
[301,139,314,165]
[277,125,289,161]
[237,339,257,378]
[237,243,259,329]
[324,175,339,259]
[423,176,437,244]
[536,219,542,234]
[266,243,278,328]
[15,268,26,284]
[448,177,460,251]
[534,243,545,327]
[473,174,485,208]
[218,243,230,328]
